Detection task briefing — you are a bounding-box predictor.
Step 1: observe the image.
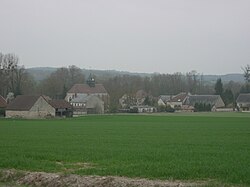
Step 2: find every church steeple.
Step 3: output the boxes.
[86,73,95,87]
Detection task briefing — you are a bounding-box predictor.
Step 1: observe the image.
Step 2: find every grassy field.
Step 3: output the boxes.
[0,113,250,186]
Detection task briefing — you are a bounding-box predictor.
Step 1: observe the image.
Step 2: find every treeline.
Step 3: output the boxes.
[1,53,249,109]
[102,73,245,108]
[0,53,84,99]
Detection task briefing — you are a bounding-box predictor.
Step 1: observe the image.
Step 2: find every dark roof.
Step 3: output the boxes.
[186,95,221,105]
[67,84,108,94]
[236,94,250,103]
[48,100,72,109]
[159,95,171,103]
[6,95,40,111]
[0,95,7,108]
[170,93,188,102]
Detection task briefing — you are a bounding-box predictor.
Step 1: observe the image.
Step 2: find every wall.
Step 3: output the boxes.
[30,97,55,117]
[167,101,182,108]
[6,110,30,118]
[215,97,225,108]
[158,99,166,106]
[86,96,104,114]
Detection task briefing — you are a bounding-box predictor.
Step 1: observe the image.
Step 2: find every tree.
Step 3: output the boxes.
[222,89,234,106]
[215,78,223,96]
[242,64,250,82]
[186,70,198,94]
[38,65,85,99]
[240,64,250,94]
[68,65,85,86]
[194,102,212,112]
[0,52,33,97]
[240,84,250,93]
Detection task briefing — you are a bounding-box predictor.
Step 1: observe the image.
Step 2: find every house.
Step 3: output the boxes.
[70,95,104,116]
[158,95,171,106]
[119,94,137,109]
[236,93,250,111]
[0,95,7,116]
[185,95,225,111]
[167,92,189,109]
[135,90,148,105]
[6,95,72,118]
[119,90,156,110]
[65,74,109,111]
[130,105,157,113]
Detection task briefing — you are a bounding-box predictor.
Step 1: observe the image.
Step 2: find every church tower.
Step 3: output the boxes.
[86,74,95,87]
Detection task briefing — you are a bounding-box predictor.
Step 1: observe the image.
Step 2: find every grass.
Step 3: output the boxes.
[0,113,250,186]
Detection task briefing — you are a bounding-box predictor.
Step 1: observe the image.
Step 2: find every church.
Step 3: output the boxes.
[65,74,110,112]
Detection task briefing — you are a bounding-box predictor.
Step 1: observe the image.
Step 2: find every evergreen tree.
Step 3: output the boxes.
[215,78,223,96]
[222,89,234,106]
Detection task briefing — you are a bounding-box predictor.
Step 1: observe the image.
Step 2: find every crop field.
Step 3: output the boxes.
[0,113,250,186]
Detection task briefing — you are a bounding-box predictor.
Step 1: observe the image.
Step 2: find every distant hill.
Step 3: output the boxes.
[26,67,245,83]
[26,67,58,81]
[203,74,245,83]
[26,67,150,81]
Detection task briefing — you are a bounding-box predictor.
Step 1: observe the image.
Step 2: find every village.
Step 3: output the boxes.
[1,1,250,186]
[0,73,250,119]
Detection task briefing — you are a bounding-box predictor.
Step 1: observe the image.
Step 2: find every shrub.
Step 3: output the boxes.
[194,103,212,112]
[0,108,5,117]
[166,105,175,113]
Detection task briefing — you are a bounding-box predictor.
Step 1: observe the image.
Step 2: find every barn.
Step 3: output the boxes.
[6,95,72,118]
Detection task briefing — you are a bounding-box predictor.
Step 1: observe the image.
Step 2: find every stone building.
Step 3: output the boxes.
[185,95,225,111]
[236,93,250,111]
[70,95,104,116]
[6,95,72,118]
[65,74,109,111]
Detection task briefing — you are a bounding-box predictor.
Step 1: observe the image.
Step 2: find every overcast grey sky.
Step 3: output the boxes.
[0,0,250,74]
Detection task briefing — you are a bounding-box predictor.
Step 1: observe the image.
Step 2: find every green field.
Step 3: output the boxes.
[0,113,250,186]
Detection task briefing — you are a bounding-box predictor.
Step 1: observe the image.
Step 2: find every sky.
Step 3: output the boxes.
[0,0,250,75]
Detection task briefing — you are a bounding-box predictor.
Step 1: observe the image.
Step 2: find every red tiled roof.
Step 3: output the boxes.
[67,84,108,94]
[6,95,40,111]
[170,93,188,102]
[48,100,72,109]
[0,95,7,108]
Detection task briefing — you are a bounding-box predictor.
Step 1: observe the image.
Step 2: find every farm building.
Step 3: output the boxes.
[0,95,7,117]
[70,95,104,116]
[135,90,148,105]
[185,95,225,111]
[119,94,137,109]
[48,99,73,117]
[157,95,171,106]
[167,92,189,109]
[236,93,250,111]
[65,74,109,111]
[130,105,157,113]
[6,95,72,118]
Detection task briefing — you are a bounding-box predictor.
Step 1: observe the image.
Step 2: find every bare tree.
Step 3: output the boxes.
[0,53,18,96]
[68,65,85,86]
[38,65,85,99]
[0,52,34,97]
[242,64,250,82]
